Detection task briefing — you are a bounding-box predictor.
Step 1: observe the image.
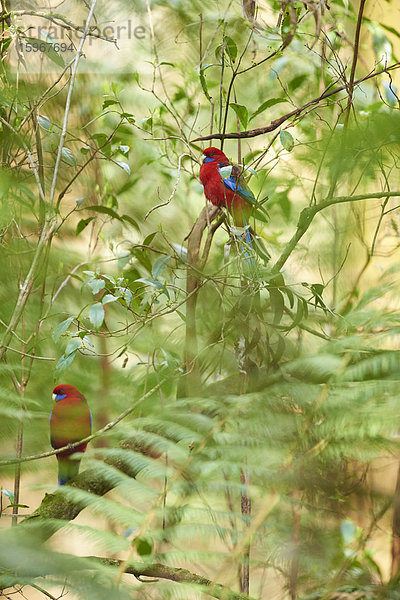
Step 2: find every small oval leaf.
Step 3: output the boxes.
[76,217,94,236]
[38,115,51,130]
[115,161,131,175]
[152,255,171,279]
[61,147,76,166]
[230,103,248,130]
[89,302,105,330]
[280,130,294,152]
[102,294,118,304]
[87,278,105,295]
[52,317,74,343]
[65,338,82,356]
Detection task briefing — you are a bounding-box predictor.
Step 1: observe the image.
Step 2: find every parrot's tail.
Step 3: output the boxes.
[230,224,256,269]
[57,454,81,486]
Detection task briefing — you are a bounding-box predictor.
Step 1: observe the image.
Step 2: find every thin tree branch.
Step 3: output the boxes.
[345,0,366,122]
[90,558,257,600]
[273,190,400,274]
[192,63,400,142]
[4,346,55,360]
[0,377,169,466]
[49,0,98,205]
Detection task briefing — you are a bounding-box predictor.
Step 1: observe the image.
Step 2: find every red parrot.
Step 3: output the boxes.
[199,146,264,268]
[50,384,92,485]
[199,146,256,227]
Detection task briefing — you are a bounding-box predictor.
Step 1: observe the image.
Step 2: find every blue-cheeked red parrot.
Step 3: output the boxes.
[50,384,92,485]
[199,146,260,263]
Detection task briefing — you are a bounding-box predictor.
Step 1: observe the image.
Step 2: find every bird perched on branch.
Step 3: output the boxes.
[50,384,92,485]
[199,146,256,225]
[199,146,269,264]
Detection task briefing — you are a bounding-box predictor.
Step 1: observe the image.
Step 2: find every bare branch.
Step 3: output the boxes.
[192,63,400,142]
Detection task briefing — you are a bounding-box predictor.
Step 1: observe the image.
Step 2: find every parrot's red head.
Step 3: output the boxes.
[201,146,228,164]
[52,384,84,402]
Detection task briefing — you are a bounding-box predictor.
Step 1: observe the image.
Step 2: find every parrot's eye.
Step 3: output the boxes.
[57,390,64,395]
[209,152,214,157]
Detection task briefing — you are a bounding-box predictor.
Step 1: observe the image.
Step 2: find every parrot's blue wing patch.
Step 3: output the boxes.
[218,164,256,204]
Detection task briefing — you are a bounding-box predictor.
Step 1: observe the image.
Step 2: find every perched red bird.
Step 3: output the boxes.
[50,384,92,485]
[199,146,256,228]
[199,146,267,269]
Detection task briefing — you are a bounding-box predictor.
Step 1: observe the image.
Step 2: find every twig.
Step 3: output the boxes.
[144,153,190,219]
[192,62,400,142]
[49,0,98,205]
[345,0,366,122]
[0,376,170,466]
[0,1,98,364]
[273,190,400,274]
[91,558,257,600]
[4,346,54,360]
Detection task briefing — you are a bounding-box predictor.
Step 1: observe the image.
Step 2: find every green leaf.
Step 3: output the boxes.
[122,112,136,125]
[219,165,233,179]
[143,232,158,246]
[111,82,123,95]
[76,217,94,236]
[252,235,270,262]
[61,147,76,166]
[115,161,130,175]
[86,205,121,219]
[152,255,171,279]
[102,294,118,304]
[90,132,109,144]
[1,489,14,503]
[172,243,187,262]
[103,274,116,285]
[249,98,287,122]
[224,36,237,61]
[280,130,294,152]
[24,37,65,67]
[52,317,74,343]
[135,537,153,556]
[65,338,82,356]
[89,303,105,330]
[87,278,105,295]
[216,37,238,62]
[289,73,307,92]
[102,99,119,110]
[119,145,130,155]
[141,116,152,129]
[198,64,213,101]
[55,352,76,376]
[118,288,132,307]
[378,22,400,40]
[121,214,140,231]
[38,115,51,130]
[286,297,303,331]
[230,103,248,130]
[269,288,284,325]
[273,334,286,363]
[135,277,165,291]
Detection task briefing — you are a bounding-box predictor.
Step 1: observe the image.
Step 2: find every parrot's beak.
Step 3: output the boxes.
[201,153,206,163]
[52,393,57,402]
